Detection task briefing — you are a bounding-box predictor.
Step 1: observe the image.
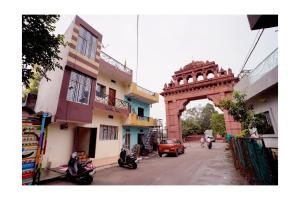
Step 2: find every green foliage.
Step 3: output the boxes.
[23,69,42,103]
[210,113,226,136]
[238,129,248,138]
[199,103,217,132]
[182,118,201,138]
[219,91,254,137]
[22,15,67,88]
[181,103,217,137]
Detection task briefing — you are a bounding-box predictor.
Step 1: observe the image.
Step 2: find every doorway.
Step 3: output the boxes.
[138,107,144,117]
[108,88,116,106]
[74,127,97,159]
[124,130,130,149]
[138,133,145,145]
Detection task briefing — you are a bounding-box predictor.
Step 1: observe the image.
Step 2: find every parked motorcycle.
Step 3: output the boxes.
[65,152,96,185]
[118,148,138,169]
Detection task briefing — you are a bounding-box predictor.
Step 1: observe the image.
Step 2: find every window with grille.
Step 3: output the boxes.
[66,71,91,105]
[99,125,118,140]
[76,26,97,60]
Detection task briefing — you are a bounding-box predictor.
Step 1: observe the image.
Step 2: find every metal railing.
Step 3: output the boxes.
[137,115,151,121]
[95,95,130,111]
[137,85,156,96]
[228,136,278,185]
[247,48,278,84]
[100,51,133,75]
[135,115,159,126]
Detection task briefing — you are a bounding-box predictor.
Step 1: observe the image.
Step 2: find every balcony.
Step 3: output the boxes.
[235,48,278,100]
[124,113,158,127]
[99,51,133,84]
[126,82,159,104]
[94,95,130,115]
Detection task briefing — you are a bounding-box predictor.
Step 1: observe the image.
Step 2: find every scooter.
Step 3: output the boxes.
[207,140,212,149]
[65,152,96,185]
[118,148,138,169]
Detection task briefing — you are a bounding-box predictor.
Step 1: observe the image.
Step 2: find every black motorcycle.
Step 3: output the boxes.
[207,140,212,149]
[118,148,138,169]
[65,152,96,185]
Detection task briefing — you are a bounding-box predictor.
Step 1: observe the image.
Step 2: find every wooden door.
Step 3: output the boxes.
[108,88,116,106]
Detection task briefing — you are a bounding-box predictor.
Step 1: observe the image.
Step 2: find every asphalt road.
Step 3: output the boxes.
[47,142,248,185]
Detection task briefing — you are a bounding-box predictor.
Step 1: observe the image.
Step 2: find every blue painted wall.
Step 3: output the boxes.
[122,127,149,150]
[122,97,151,149]
[125,97,150,117]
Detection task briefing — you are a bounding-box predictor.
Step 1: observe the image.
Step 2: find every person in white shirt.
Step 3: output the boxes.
[200,137,205,148]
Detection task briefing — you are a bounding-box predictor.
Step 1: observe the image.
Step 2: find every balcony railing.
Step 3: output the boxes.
[247,48,278,84]
[100,51,133,75]
[137,115,151,121]
[125,113,158,126]
[137,85,156,96]
[95,95,130,111]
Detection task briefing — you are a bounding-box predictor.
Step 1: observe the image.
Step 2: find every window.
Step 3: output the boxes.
[99,125,118,140]
[138,107,144,117]
[253,111,275,135]
[96,83,106,98]
[66,71,91,105]
[76,26,97,60]
[160,139,174,144]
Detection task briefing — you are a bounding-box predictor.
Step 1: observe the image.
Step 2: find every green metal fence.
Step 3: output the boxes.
[229,136,278,185]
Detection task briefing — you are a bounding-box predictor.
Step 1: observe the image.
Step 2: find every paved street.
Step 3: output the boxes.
[47,142,248,185]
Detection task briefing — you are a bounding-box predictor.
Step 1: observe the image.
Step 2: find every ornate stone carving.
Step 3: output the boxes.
[161,60,240,141]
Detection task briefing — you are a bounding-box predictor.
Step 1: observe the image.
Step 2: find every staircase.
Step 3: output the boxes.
[144,119,163,152]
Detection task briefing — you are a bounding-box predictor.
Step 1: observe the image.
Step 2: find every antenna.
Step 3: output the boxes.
[136,15,139,83]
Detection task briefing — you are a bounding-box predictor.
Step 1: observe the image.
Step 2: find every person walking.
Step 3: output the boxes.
[207,137,212,149]
[200,136,205,148]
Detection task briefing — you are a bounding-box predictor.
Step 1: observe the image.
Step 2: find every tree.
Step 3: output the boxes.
[22,68,42,102]
[181,103,217,137]
[22,15,66,88]
[199,103,217,133]
[182,118,201,138]
[181,105,203,137]
[219,91,254,136]
[210,113,226,137]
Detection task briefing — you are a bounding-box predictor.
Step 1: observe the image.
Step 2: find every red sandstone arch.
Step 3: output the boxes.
[161,61,241,141]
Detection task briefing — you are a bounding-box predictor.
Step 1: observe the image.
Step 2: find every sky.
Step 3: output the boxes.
[55,15,278,124]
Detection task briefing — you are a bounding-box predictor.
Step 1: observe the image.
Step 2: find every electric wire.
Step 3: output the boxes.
[238,28,265,77]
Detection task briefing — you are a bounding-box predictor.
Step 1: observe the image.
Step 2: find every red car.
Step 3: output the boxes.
[158,139,185,157]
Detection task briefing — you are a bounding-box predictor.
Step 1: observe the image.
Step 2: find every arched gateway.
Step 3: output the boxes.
[161,61,241,141]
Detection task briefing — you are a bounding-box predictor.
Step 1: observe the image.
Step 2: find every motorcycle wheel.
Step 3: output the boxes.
[85,175,93,185]
[78,175,93,185]
[131,162,137,169]
[118,158,123,167]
